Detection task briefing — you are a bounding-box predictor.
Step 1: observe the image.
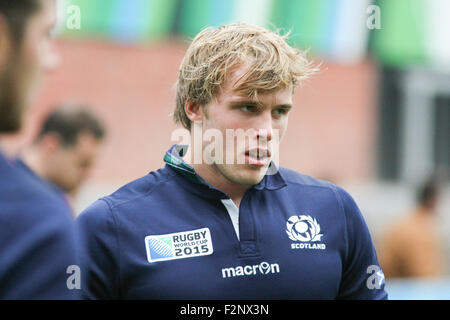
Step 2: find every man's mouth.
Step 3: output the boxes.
[244,148,271,167]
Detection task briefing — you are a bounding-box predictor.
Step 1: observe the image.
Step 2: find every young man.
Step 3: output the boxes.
[77,23,388,299]
[0,1,80,299]
[17,105,105,209]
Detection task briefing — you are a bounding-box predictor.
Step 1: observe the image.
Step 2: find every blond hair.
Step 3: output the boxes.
[174,23,317,130]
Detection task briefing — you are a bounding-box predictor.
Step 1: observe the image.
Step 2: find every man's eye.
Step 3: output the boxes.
[240,105,256,112]
[273,108,288,116]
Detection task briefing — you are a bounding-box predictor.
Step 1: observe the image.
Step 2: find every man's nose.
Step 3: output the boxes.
[43,42,60,72]
[255,111,273,143]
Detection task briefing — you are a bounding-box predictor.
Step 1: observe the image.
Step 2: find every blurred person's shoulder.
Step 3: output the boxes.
[380,209,428,252]
[386,209,425,236]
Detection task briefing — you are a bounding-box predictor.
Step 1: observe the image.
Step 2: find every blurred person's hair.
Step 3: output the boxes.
[174,22,318,130]
[416,177,440,210]
[0,0,42,47]
[37,105,105,147]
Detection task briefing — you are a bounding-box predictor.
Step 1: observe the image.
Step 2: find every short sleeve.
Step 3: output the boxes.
[335,187,388,300]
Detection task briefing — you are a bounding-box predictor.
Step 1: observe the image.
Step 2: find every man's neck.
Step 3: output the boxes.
[190,162,250,208]
[21,147,46,180]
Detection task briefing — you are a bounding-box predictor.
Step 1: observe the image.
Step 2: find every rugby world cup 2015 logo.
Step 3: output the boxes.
[286,215,326,250]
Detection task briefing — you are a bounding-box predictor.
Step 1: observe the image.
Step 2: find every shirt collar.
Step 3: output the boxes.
[163,144,203,184]
[163,144,287,192]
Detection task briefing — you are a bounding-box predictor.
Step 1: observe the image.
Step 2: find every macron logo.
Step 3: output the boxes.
[221,261,280,279]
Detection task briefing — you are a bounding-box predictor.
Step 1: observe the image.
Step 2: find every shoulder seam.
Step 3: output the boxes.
[102,170,177,211]
[331,186,349,268]
[283,177,336,191]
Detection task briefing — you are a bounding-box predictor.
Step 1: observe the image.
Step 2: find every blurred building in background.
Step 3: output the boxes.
[1,0,448,298]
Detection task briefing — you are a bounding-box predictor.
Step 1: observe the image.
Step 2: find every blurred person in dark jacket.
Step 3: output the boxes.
[379,177,445,278]
[0,0,80,299]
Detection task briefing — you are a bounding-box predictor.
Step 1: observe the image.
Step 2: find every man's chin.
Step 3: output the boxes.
[226,165,268,186]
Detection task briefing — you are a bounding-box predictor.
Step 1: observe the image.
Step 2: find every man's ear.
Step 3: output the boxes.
[0,15,12,69]
[40,133,62,154]
[184,100,204,124]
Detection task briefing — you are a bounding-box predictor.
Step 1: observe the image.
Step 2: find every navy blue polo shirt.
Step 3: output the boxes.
[0,151,80,299]
[77,145,388,299]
